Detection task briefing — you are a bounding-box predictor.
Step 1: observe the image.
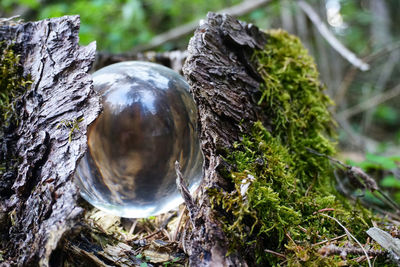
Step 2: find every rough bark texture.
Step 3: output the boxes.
[182,12,268,266]
[0,16,101,266]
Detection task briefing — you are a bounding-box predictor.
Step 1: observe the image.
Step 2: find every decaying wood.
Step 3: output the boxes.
[0,16,101,266]
[182,12,268,266]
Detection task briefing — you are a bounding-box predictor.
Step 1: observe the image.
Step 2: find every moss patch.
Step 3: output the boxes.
[0,42,30,128]
[209,30,376,265]
[0,42,31,177]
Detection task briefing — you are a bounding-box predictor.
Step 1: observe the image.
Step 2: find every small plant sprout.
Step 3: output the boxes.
[56,117,84,143]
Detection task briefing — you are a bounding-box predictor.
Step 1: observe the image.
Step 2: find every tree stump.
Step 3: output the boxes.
[0,16,101,266]
[182,12,268,266]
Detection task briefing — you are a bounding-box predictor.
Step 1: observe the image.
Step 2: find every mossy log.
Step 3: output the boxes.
[182,13,384,266]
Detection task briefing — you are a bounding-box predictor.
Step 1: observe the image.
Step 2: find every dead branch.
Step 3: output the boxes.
[298,0,369,71]
[338,83,400,119]
[318,243,384,258]
[334,41,400,105]
[362,49,400,131]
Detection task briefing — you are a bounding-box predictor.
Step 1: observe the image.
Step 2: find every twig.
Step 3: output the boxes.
[338,83,400,119]
[363,41,400,62]
[160,212,178,229]
[312,234,347,247]
[333,115,364,148]
[333,114,378,151]
[334,41,400,106]
[0,15,23,26]
[172,207,187,242]
[298,0,369,71]
[128,219,138,235]
[319,213,372,267]
[143,229,161,239]
[307,147,374,192]
[162,228,172,241]
[318,243,384,257]
[0,15,20,22]
[94,50,188,73]
[181,219,189,254]
[175,161,198,228]
[131,0,273,53]
[265,249,286,259]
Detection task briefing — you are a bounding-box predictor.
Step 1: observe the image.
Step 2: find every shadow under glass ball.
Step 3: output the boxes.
[74,61,203,218]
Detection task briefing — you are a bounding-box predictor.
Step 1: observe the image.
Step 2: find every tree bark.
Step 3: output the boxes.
[182,12,268,266]
[0,16,101,266]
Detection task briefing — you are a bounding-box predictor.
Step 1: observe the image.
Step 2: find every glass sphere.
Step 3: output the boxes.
[74,61,203,218]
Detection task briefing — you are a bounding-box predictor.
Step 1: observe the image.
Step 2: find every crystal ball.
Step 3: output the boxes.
[74,61,203,218]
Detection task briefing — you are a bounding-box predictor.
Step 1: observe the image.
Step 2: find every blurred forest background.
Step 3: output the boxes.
[1,0,400,200]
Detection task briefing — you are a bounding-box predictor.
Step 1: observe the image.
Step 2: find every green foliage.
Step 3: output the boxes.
[380,175,400,189]
[209,30,376,265]
[374,105,399,126]
[1,0,241,53]
[163,257,180,266]
[349,153,400,171]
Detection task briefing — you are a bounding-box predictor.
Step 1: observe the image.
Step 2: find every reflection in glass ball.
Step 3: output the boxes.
[74,61,203,218]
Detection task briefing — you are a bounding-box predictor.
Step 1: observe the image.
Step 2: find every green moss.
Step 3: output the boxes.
[0,42,32,175]
[0,42,31,127]
[209,30,376,265]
